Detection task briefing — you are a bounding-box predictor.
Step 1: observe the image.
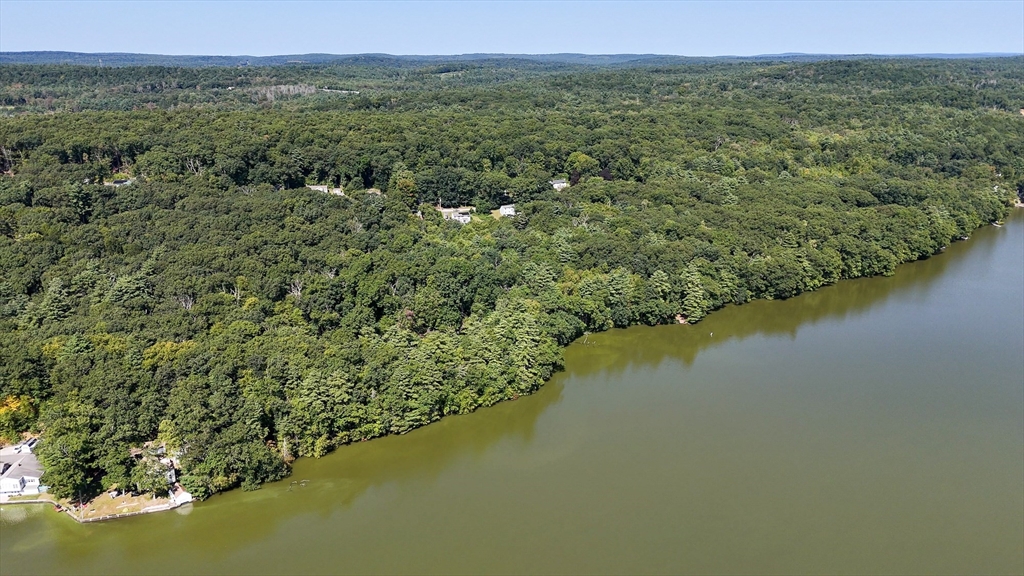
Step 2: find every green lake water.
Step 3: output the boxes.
[2,211,1022,575]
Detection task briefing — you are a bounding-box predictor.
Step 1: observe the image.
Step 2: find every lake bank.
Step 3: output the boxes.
[1,489,189,524]
[7,206,1023,525]
[2,209,1020,574]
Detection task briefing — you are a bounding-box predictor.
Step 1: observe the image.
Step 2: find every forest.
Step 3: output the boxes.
[0,57,1022,502]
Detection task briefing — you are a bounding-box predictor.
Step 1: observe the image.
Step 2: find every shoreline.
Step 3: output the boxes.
[9,204,1018,525]
[1,491,191,524]
[247,205,1023,491]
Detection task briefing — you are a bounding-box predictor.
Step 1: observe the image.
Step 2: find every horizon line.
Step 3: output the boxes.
[3,50,1023,58]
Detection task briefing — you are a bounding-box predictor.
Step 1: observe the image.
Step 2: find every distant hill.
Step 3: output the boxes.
[0,52,671,67]
[1,51,1020,67]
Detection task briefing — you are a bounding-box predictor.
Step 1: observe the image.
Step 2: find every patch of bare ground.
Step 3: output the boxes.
[70,492,176,520]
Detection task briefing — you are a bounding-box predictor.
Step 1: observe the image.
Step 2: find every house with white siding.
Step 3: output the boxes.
[437,205,475,224]
[0,440,44,497]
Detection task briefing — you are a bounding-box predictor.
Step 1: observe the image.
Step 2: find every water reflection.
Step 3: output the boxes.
[3,377,567,568]
[564,215,1013,377]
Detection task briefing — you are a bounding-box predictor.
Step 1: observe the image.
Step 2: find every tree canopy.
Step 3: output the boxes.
[1,57,1020,500]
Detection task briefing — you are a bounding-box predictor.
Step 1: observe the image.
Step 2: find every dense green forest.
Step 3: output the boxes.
[1,57,1021,502]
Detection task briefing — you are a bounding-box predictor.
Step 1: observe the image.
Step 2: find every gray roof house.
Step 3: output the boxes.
[0,441,45,497]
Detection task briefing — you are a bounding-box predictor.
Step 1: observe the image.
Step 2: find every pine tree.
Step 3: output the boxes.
[681,263,710,323]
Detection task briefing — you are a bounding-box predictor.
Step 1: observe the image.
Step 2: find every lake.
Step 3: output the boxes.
[2,210,1021,575]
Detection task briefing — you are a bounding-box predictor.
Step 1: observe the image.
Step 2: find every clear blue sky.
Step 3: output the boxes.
[1,1,1021,56]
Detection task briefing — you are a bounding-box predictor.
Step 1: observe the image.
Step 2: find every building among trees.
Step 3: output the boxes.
[437,205,475,224]
[0,439,44,497]
[549,179,569,191]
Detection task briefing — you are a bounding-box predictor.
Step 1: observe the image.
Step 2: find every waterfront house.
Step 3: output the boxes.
[0,441,45,496]
[170,483,194,505]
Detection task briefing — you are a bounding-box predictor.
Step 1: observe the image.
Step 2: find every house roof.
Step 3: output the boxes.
[0,438,38,457]
[437,206,475,215]
[0,452,43,480]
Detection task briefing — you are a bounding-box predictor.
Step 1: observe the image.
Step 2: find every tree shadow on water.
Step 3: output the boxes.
[33,377,568,568]
[12,216,1020,575]
[562,216,1015,379]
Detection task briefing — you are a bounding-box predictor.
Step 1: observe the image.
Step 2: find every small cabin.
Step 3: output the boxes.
[498,204,516,217]
[550,179,568,191]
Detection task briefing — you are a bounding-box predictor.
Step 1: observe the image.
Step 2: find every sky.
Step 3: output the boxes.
[0,1,1022,57]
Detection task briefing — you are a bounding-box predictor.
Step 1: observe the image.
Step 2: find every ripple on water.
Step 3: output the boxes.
[0,504,36,525]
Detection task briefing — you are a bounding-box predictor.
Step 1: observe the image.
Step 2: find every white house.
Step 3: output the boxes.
[170,484,194,506]
[307,184,344,196]
[437,206,475,225]
[550,179,569,191]
[0,441,45,496]
[498,204,516,217]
